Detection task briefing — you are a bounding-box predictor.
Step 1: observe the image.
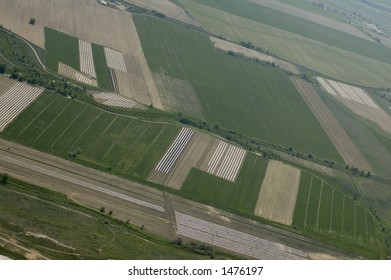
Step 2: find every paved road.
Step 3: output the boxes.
[0,138,355,259]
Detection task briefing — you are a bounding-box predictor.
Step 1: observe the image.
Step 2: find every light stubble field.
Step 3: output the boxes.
[254,160,301,226]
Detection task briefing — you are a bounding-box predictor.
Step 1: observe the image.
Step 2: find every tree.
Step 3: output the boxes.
[29,18,36,25]
[0,64,6,74]
[366,171,371,178]
[1,173,9,185]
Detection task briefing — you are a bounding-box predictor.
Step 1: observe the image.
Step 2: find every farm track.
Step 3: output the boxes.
[0,138,355,259]
[291,78,372,172]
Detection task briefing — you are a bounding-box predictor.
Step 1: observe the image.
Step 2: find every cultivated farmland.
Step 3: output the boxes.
[79,40,96,78]
[0,0,162,108]
[292,78,372,172]
[0,80,43,132]
[248,0,372,40]
[206,141,246,182]
[134,15,341,160]
[254,160,301,226]
[104,47,127,73]
[210,37,300,74]
[293,172,381,253]
[181,153,268,215]
[175,212,307,259]
[179,0,391,88]
[317,77,391,135]
[1,92,179,179]
[125,0,199,26]
[58,63,98,87]
[93,92,140,109]
[149,131,218,189]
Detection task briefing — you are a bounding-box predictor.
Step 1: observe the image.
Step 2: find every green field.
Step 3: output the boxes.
[178,0,391,88]
[1,92,179,179]
[277,0,343,20]
[185,0,391,64]
[0,178,216,259]
[91,43,112,91]
[134,15,342,160]
[180,153,268,215]
[45,27,80,72]
[292,171,382,256]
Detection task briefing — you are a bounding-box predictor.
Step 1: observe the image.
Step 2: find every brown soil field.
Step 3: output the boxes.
[249,0,373,41]
[125,0,199,26]
[153,72,205,120]
[149,131,218,189]
[254,160,301,226]
[0,0,162,109]
[335,96,391,136]
[0,75,16,95]
[210,37,300,74]
[291,78,372,172]
[58,63,97,87]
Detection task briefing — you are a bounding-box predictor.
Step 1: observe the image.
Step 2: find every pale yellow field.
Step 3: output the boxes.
[58,63,97,87]
[254,160,301,226]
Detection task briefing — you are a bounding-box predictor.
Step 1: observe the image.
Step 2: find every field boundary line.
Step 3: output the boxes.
[100,121,132,161]
[365,209,368,241]
[118,125,150,168]
[50,105,88,148]
[341,195,346,237]
[17,95,60,137]
[329,188,334,233]
[127,125,169,173]
[304,175,313,229]
[316,181,323,230]
[33,100,72,142]
[85,116,118,154]
[354,202,357,239]
[69,111,103,149]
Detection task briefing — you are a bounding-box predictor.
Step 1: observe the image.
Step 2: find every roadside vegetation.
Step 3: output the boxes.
[0,177,232,259]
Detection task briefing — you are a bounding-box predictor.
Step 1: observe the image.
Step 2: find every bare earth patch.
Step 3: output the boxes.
[0,0,162,109]
[125,0,199,26]
[249,0,373,41]
[210,37,300,74]
[254,160,301,226]
[292,78,372,172]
